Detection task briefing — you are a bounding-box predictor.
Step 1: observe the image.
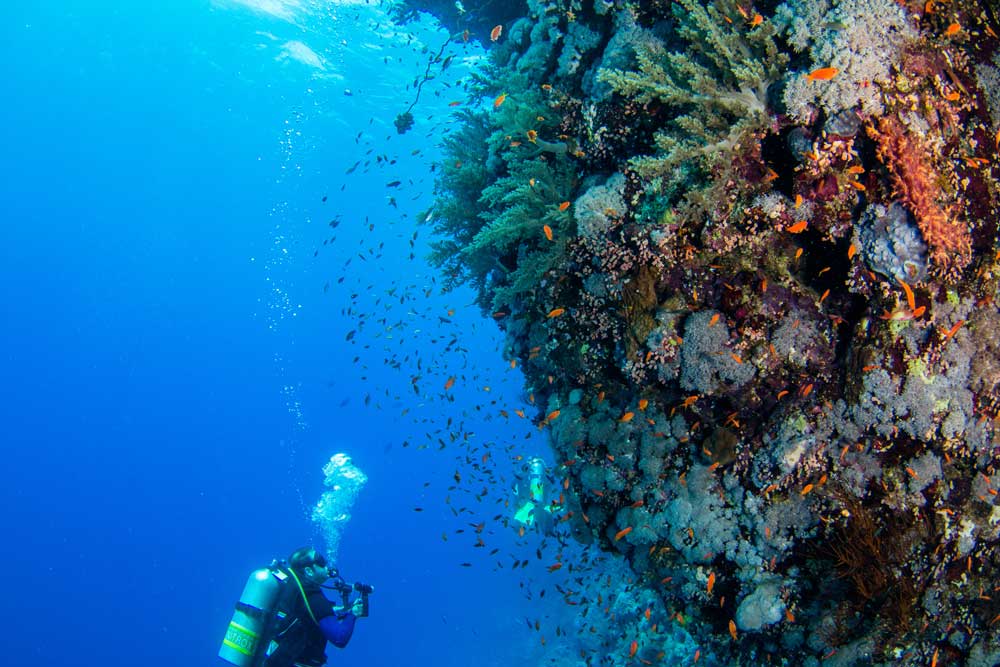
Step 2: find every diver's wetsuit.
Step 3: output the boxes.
[265,570,357,667]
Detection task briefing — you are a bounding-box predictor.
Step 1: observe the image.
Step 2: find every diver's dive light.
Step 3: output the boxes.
[219,567,289,667]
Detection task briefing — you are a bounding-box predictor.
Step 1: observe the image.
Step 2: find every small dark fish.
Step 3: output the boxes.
[345,330,356,341]
[321,195,327,202]
[386,180,402,188]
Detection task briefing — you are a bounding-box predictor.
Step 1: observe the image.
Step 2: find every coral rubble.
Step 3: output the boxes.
[412,0,1000,663]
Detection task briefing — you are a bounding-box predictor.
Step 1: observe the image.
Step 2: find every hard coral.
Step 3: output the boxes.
[866,115,972,275]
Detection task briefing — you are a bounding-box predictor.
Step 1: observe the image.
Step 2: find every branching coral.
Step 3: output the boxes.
[469,154,579,310]
[426,109,495,297]
[427,69,582,312]
[598,0,787,182]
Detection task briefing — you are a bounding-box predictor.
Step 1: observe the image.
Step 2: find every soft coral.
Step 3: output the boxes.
[866,115,971,274]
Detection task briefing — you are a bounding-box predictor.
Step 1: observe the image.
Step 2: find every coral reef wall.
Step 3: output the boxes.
[414,0,1000,664]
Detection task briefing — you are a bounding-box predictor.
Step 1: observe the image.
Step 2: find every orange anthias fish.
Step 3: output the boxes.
[615,526,633,541]
[706,571,716,595]
[558,201,571,211]
[629,640,638,658]
[944,22,961,37]
[547,307,565,318]
[786,220,808,233]
[899,279,916,310]
[493,93,507,108]
[805,67,839,82]
[942,319,965,340]
[543,224,553,241]
[619,411,635,423]
[880,308,923,321]
[444,376,456,391]
[490,24,503,41]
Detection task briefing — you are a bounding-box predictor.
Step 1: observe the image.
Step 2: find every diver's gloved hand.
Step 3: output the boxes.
[350,598,366,617]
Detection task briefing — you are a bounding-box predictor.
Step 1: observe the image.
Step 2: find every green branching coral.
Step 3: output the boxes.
[472,156,578,310]
[426,109,494,295]
[426,76,580,312]
[598,0,787,182]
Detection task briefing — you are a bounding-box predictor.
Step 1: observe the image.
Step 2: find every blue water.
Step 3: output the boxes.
[0,2,578,665]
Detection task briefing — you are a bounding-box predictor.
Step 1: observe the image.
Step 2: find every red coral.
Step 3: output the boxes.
[866,116,971,273]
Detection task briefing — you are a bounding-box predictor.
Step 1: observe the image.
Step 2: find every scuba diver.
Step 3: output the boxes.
[220,547,373,667]
[511,457,557,536]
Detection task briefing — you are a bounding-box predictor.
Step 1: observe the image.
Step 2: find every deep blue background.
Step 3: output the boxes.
[0,2,572,665]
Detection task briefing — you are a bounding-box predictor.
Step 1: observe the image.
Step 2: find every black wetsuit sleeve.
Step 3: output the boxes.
[305,590,336,620]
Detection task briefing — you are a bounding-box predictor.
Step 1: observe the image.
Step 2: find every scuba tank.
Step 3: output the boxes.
[528,457,546,503]
[219,564,294,667]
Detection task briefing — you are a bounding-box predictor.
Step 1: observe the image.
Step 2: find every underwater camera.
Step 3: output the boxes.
[326,576,374,617]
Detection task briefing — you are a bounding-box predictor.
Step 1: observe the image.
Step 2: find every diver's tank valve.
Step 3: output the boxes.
[219,567,286,667]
